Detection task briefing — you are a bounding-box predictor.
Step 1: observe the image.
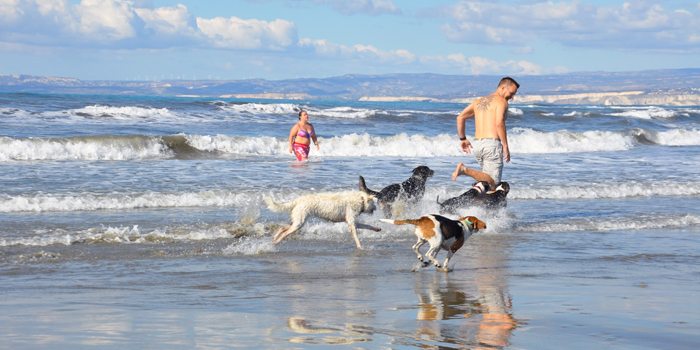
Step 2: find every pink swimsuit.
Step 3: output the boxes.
[293,142,310,161]
[293,125,314,161]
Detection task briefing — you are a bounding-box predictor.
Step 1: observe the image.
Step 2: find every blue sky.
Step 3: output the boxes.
[1,0,698,81]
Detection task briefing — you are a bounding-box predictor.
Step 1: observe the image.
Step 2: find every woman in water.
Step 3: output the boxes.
[288,110,319,161]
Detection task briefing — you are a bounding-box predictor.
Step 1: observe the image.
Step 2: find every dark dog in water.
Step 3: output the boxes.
[359,165,434,217]
[438,181,510,214]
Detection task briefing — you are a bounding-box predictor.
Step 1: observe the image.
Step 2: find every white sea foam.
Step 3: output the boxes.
[510,181,700,200]
[185,134,286,155]
[0,190,252,213]
[224,236,276,255]
[220,102,299,115]
[0,136,170,161]
[41,105,180,121]
[610,107,678,119]
[647,129,700,146]
[0,223,264,247]
[508,108,524,115]
[3,179,698,215]
[2,127,697,162]
[516,213,700,233]
[563,111,591,117]
[217,103,379,120]
[308,106,376,119]
[509,128,634,153]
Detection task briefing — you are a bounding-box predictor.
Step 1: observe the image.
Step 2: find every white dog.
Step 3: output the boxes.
[264,191,381,249]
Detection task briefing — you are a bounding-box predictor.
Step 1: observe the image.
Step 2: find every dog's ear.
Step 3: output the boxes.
[462,216,486,231]
[467,216,486,230]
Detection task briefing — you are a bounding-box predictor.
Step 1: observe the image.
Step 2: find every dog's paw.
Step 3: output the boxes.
[421,261,430,267]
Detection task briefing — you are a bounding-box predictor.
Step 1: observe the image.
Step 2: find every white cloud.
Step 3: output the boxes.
[251,0,402,16]
[197,17,297,50]
[298,38,415,63]
[438,0,700,51]
[0,0,566,77]
[0,0,297,49]
[134,4,199,37]
[420,53,567,75]
[73,0,139,41]
[322,0,401,16]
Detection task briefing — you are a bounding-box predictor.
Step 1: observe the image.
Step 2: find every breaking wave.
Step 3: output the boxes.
[2,127,699,162]
[515,213,700,233]
[2,179,698,214]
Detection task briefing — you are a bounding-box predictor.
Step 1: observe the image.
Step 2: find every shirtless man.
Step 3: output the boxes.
[454,77,519,186]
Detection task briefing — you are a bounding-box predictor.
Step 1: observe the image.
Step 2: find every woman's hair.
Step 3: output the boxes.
[298,110,306,119]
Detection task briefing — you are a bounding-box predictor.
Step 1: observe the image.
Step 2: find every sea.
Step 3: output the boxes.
[1,92,699,349]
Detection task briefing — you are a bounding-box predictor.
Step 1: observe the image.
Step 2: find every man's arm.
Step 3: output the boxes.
[457,103,476,153]
[494,102,510,163]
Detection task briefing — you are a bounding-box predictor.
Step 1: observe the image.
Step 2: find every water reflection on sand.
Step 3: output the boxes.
[282,236,520,349]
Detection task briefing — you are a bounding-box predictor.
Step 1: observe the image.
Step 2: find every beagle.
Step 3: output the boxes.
[381,214,486,271]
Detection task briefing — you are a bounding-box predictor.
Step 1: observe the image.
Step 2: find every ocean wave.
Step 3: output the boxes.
[3,127,698,162]
[1,222,272,250]
[187,130,643,157]
[0,189,252,213]
[41,105,179,121]
[509,181,700,200]
[5,211,697,249]
[3,179,698,214]
[563,111,591,117]
[508,128,634,153]
[0,135,171,161]
[515,213,700,233]
[609,107,681,119]
[218,103,378,119]
[308,106,377,119]
[642,128,700,146]
[219,102,299,115]
[509,108,524,115]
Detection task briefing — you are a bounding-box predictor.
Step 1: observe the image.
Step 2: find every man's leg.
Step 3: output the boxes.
[452,162,496,189]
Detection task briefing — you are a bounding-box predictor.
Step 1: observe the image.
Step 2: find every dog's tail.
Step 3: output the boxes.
[263,197,296,212]
[358,175,380,196]
[380,218,422,226]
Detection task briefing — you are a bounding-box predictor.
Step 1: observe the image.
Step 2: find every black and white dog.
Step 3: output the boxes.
[381,214,486,271]
[359,165,434,218]
[438,181,510,215]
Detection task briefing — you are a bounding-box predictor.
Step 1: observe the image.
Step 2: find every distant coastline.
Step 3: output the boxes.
[360,91,700,106]
[2,69,700,106]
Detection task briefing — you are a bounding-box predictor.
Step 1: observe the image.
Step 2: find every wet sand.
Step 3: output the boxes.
[2,227,699,350]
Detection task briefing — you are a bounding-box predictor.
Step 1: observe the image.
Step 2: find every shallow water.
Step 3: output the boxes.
[1,93,699,348]
[3,228,699,349]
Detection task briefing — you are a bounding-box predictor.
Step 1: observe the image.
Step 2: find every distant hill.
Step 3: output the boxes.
[1,69,699,105]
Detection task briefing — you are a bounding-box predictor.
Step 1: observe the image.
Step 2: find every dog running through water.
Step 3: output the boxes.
[381,214,486,271]
[359,165,434,218]
[264,191,380,249]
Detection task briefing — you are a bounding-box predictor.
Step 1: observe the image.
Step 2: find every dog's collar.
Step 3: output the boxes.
[460,218,473,229]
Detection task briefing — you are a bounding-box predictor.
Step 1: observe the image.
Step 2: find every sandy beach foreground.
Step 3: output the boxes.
[2,224,698,350]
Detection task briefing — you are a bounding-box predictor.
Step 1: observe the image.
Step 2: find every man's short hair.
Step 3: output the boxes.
[498,77,520,89]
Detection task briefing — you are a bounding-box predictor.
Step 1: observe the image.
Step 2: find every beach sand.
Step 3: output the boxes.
[2,225,699,350]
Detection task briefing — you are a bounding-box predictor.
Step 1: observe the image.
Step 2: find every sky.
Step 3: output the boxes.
[0,0,699,81]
